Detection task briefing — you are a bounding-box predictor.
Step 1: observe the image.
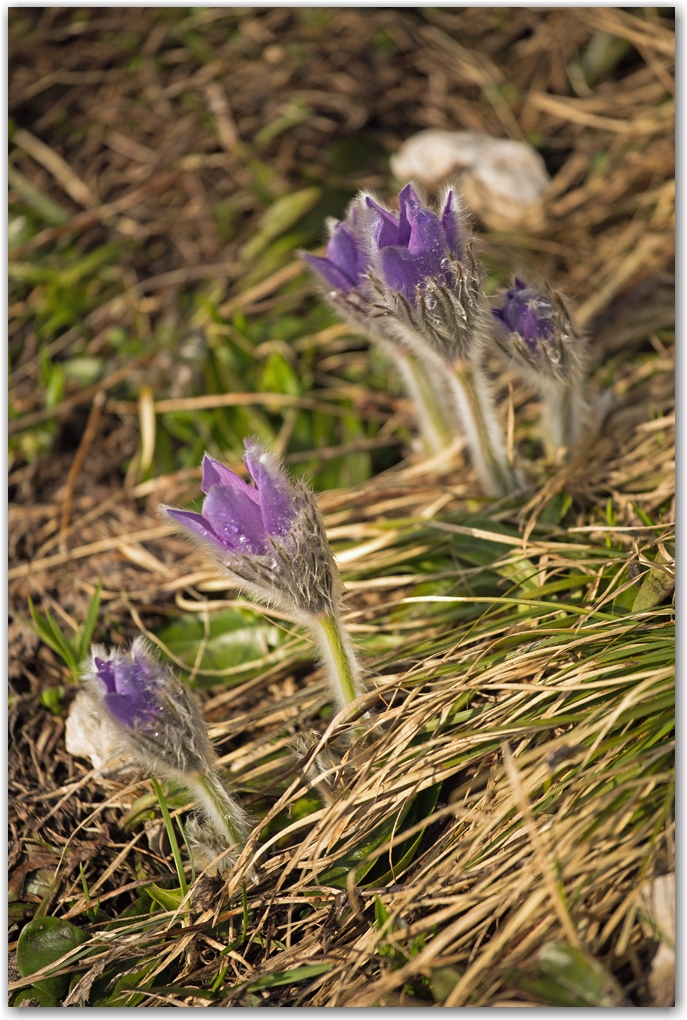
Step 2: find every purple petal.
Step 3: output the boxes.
[366,197,400,249]
[166,508,227,552]
[440,190,461,256]
[201,454,258,502]
[493,282,555,346]
[115,655,154,693]
[251,457,295,538]
[326,224,362,284]
[378,246,427,299]
[96,654,162,732]
[202,484,268,553]
[130,650,153,679]
[303,252,357,292]
[244,440,294,537]
[103,692,157,731]
[406,207,447,278]
[522,303,554,343]
[94,657,116,694]
[397,184,422,247]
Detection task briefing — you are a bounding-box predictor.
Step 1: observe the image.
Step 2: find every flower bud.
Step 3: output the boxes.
[166,440,341,620]
[166,440,365,715]
[84,637,216,782]
[83,638,251,868]
[492,279,588,385]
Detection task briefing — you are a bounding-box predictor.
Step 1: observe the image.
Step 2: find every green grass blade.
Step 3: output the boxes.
[151,778,188,899]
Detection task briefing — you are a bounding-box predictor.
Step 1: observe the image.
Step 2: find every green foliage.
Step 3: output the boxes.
[16,916,89,1001]
[25,581,102,682]
[508,941,624,1007]
[430,966,464,1003]
[151,777,188,898]
[318,783,441,888]
[241,187,322,262]
[121,784,191,832]
[155,607,288,686]
[246,963,332,991]
[40,685,65,714]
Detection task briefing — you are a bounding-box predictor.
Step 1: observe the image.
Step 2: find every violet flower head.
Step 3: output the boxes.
[166,440,340,618]
[301,202,377,331]
[85,637,215,780]
[365,183,488,363]
[492,278,587,384]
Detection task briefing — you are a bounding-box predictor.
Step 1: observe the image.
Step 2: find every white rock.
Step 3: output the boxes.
[65,690,129,771]
[640,872,674,1006]
[390,129,551,231]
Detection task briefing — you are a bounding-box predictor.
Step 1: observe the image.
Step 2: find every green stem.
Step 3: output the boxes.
[311,610,363,712]
[190,770,250,853]
[152,777,188,897]
[448,356,519,497]
[391,347,455,458]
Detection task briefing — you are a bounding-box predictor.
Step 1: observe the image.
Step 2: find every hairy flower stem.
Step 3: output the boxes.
[448,356,518,497]
[190,769,251,852]
[391,347,455,459]
[311,610,364,715]
[541,379,589,455]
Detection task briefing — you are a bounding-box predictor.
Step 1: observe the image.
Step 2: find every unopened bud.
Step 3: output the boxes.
[492,278,588,386]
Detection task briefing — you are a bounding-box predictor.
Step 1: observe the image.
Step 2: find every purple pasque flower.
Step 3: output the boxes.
[85,637,215,779]
[492,279,586,384]
[301,184,488,364]
[93,645,161,732]
[365,184,488,363]
[166,440,340,618]
[167,441,295,557]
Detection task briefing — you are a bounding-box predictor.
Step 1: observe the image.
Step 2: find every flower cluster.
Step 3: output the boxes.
[305,183,520,494]
[303,180,590,480]
[70,179,596,885]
